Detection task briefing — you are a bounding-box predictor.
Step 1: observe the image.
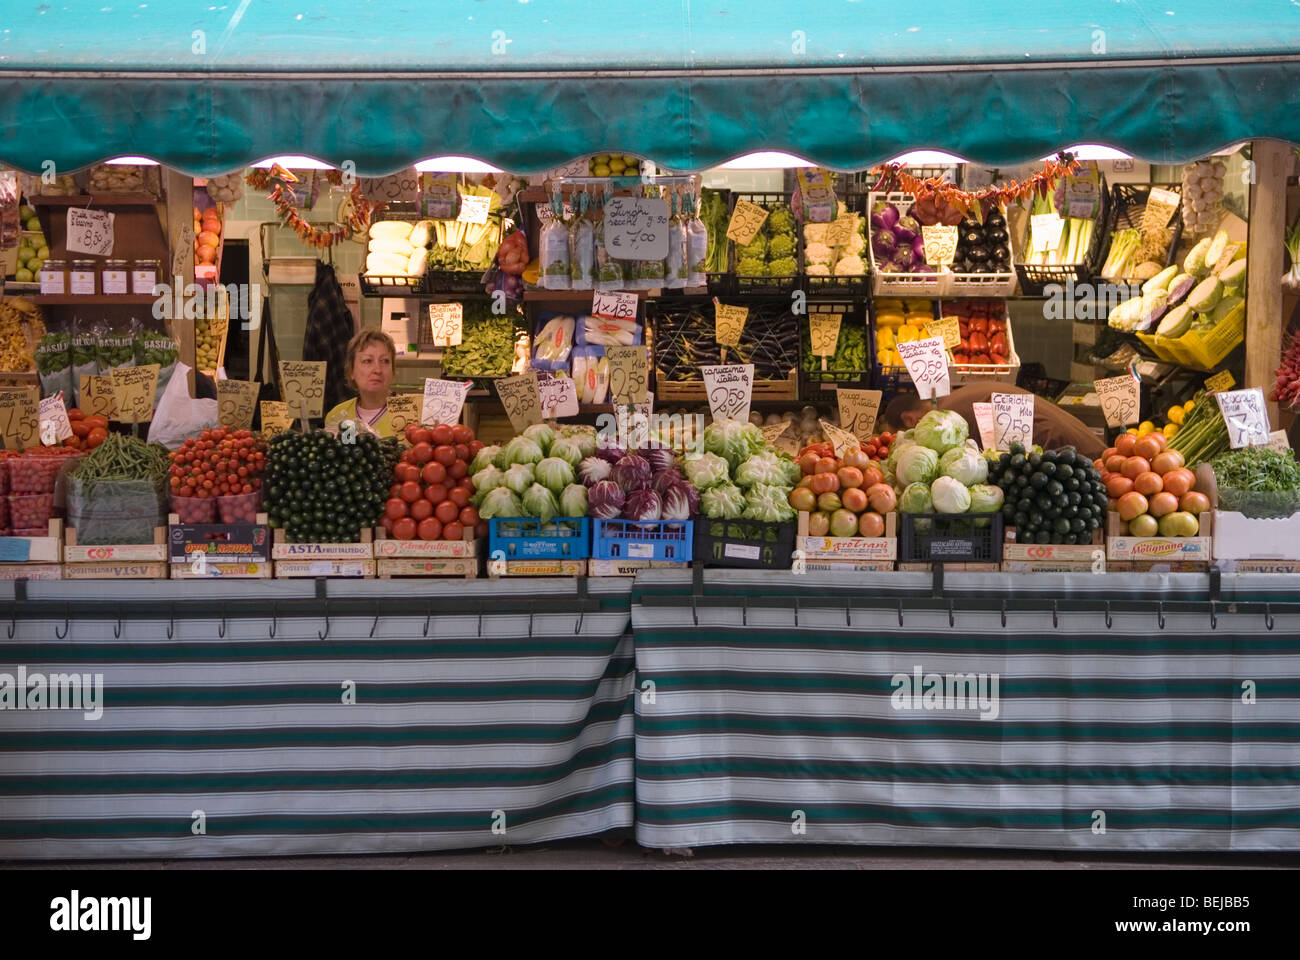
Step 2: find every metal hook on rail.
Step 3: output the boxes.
[897,600,904,628]
[217,611,227,639]
[948,599,955,628]
[54,605,69,640]
[267,602,277,639]
[1209,600,1217,630]
[845,596,853,627]
[7,608,15,639]
[318,601,330,641]
[742,595,748,627]
[575,605,585,635]
[369,608,381,638]
[793,597,800,628]
[691,593,699,626]
[1000,600,1007,629]
[1265,604,1275,632]
[1051,600,1058,630]
[527,602,535,639]
[423,601,432,638]
[167,604,176,641]
[1156,602,1165,631]
[113,605,123,640]
[1104,601,1112,630]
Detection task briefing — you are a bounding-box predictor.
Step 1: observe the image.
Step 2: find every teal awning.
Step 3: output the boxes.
[2,0,1298,175]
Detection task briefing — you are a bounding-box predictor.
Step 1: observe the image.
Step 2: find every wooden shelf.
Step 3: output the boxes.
[32,294,158,305]
[29,193,163,207]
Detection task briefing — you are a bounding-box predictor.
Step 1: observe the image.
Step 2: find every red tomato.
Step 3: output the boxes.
[798,452,820,476]
[433,444,457,466]
[393,517,418,540]
[397,463,420,484]
[425,483,449,505]
[458,506,479,527]
[385,498,408,520]
[417,517,442,541]
[381,515,395,533]
[1135,434,1165,460]
[858,511,886,537]
[1121,456,1151,480]
[389,482,402,500]
[431,425,454,446]
[448,486,471,508]
[1117,491,1148,521]
[442,521,464,541]
[468,440,485,456]
[1162,468,1194,498]
[435,500,460,525]
[836,466,865,490]
[411,427,432,446]
[400,481,422,503]
[454,443,469,462]
[411,442,434,464]
[405,424,422,444]
[1114,433,1138,456]
[814,457,837,475]
[1133,472,1164,497]
[1106,475,1134,498]
[1148,491,1179,517]
[409,498,433,521]
[447,459,468,480]
[452,424,474,445]
[841,487,868,513]
[422,461,447,485]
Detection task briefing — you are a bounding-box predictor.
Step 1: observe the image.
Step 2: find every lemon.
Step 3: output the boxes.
[1163,423,1180,437]
[1167,405,1184,425]
[1138,420,1155,435]
[1126,427,1139,436]
[608,159,626,174]
[592,163,611,177]
[1184,399,1196,412]
[595,154,611,164]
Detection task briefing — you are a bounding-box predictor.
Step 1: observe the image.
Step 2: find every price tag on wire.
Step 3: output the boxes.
[0,391,39,451]
[537,374,579,419]
[495,372,544,432]
[971,402,996,451]
[80,374,117,420]
[1216,387,1271,449]
[808,313,842,367]
[278,360,327,420]
[1205,370,1235,394]
[725,199,769,246]
[992,391,1034,450]
[592,290,638,321]
[701,364,754,423]
[1094,373,1140,428]
[386,394,422,434]
[260,401,294,435]
[896,336,950,400]
[456,194,491,225]
[606,345,649,404]
[428,303,464,346]
[713,301,748,349]
[217,378,259,431]
[65,208,115,257]
[421,378,472,427]
[836,388,882,440]
[38,394,73,445]
[921,224,958,267]
[819,419,861,459]
[109,364,160,424]
[923,316,961,350]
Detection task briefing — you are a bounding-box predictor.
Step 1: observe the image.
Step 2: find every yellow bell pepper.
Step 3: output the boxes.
[876,328,896,350]
[875,311,905,329]
[896,325,920,343]
[906,314,930,330]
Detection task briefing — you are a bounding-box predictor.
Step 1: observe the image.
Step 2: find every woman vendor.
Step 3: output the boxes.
[324,329,399,438]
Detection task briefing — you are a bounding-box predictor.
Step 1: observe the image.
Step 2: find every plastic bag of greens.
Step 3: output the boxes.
[70,317,101,406]
[687,200,709,287]
[97,318,137,376]
[35,329,74,403]
[594,216,624,293]
[134,327,179,405]
[66,476,166,545]
[664,216,688,290]
[569,216,595,288]
[539,216,570,290]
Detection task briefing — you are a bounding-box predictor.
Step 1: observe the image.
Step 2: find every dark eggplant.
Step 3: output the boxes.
[967,245,989,261]
[990,245,1010,262]
[962,230,981,246]
[986,228,1008,243]
[960,217,981,231]
[986,213,1006,228]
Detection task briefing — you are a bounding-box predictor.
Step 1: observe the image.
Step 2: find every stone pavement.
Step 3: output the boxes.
[4,836,1296,870]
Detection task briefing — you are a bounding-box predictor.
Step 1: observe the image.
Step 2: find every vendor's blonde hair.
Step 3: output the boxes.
[343,329,396,391]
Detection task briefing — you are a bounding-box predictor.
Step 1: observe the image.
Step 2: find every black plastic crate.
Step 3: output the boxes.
[360,212,424,297]
[1097,182,1184,281]
[1015,174,1111,296]
[800,300,873,396]
[802,191,869,294]
[424,269,489,295]
[899,512,1004,563]
[730,192,801,295]
[693,518,795,569]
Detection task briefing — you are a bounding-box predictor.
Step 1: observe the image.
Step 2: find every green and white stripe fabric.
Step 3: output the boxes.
[0,579,634,860]
[632,570,1300,851]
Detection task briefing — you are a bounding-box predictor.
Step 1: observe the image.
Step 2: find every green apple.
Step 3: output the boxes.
[24,216,41,232]
[18,204,35,220]
[14,268,33,283]
[16,244,34,262]
[35,246,49,259]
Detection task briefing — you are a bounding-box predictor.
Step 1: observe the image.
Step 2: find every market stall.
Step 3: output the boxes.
[0,577,635,859]
[3,0,1300,860]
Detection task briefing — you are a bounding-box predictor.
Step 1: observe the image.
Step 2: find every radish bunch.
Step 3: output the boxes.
[1271,330,1300,409]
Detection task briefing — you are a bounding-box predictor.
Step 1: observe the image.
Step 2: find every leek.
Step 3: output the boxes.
[1284,211,1300,293]
[1102,228,1140,279]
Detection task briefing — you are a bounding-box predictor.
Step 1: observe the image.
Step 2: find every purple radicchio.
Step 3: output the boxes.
[588,480,626,520]
[650,467,685,497]
[660,482,694,521]
[611,454,652,492]
[578,455,613,487]
[638,443,677,474]
[622,488,662,521]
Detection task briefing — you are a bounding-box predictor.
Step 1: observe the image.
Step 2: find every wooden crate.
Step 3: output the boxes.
[65,526,167,564]
[371,528,479,559]
[487,558,586,577]
[63,561,169,580]
[0,519,63,565]
[802,560,896,572]
[795,511,898,562]
[587,558,690,577]
[1002,528,1104,571]
[654,368,798,405]
[1105,511,1212,564]
[167,513,272,564]
[271,527,372,561]
[0,564,62,580]
[377,557,479,578]
[896,562,1001,572]
[170,561,273,579]
[274,558,375,578]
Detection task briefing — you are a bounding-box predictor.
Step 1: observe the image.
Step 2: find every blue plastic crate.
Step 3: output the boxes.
[592,519,694,562]
[488,517,590,560]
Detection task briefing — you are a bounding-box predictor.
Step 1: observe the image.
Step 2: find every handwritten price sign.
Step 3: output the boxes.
[278,361,327,419]
[217,378,259,431]
[538,375,579,419]
[1205,370,1235,394]
[825,216,855,250]
[422,378,472,427]
[456,194,491,225]
[726,199,769,246]
[495,372,544,433]
[713,301,748,348]
[1216,388,1271,449]
[701,364,754,423]
[0,391,39,451]
[761,420,792,445]
[38,395,73,445]
[110,364,160,424]
[809,314,842,358]
[606,345,649,404]
[260,401,294,436]
[971,401,996,451]
[592,290,638,321]
[1030,213,1065,254]
[924,316,962,350]
[66,208,115,257]
[819,419,862,459]
[836,388,882,440]
[992,391,1034,451]
[604,196,669,261]
[79,374,116,420]
[921,224,958,267]
[428,303,464,346]
[896,336,951,400]
[386,394,421,434]
[1094,374,1140,428]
